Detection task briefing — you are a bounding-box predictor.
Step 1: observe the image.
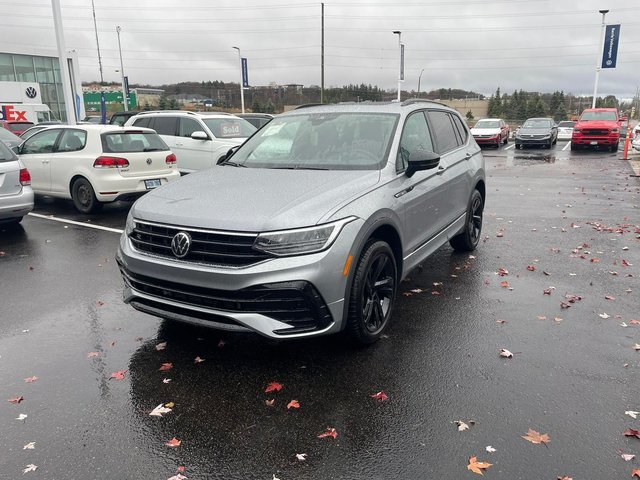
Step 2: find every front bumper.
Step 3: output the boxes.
[116,218,363,339]
[516,136,551,146]
[473,136,501,145]
[570,136,618,146]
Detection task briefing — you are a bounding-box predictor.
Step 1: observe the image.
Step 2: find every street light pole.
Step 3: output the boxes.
[417,68,424,98]
[232,46,245,114]
[91,0,104,84]
[592,9,609,109]
[393,31,403,102]
[51,0,77,124]
[116,26,128,112]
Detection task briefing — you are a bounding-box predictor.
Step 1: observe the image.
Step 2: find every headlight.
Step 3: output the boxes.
[125,213,135,236]
[253,217,356,256]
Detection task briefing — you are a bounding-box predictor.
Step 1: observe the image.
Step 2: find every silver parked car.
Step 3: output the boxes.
[0,140,33,226]
[116,100,486,344]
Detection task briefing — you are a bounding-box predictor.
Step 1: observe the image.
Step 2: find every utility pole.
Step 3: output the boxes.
[116,26,128,111]
[90,0,104,84]
[51,0,76,124]
[321,2,324,104]
[592,9,609,109]
[393,31,403,102]
[417,68,424,98]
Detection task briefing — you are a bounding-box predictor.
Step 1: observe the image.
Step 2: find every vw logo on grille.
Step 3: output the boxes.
[170,232,191,258]
[146,158,152,165]
[25,87,37,99]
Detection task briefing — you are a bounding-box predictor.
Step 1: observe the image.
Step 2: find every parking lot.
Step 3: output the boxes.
[1,144,639,479]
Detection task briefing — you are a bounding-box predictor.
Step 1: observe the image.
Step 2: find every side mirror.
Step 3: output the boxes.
[11,145,21,155]
[217,145,240,165]
[406,149,440,178]
[191,131,209,140]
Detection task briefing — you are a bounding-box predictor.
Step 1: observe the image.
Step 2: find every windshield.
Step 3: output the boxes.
[522,119,552,129]
[474,120,500,129]
[101,131,169,153]
[203,118,256,139]
[580,111,618,121]
[230,112,399,170]
[557,121,575,128]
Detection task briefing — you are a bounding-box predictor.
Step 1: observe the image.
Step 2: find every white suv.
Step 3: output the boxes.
[125,111,256,174]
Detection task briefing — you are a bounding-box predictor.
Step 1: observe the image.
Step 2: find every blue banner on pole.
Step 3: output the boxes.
[241,58,249,88]
[400,44,405,81]
[124,76,130,97]
[100,92,107,124]
[601,24,621,69]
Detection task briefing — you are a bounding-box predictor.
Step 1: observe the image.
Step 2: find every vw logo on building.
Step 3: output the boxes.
[170,232,192,258]
[25,87,38,99]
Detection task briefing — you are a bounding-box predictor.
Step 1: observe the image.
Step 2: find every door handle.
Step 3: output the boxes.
[42,160,50,164]
[465,153,472,159]
[175,142,184,146]
[436,165,447,175]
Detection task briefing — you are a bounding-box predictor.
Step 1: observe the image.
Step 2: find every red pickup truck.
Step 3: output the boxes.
[570,108,620,152]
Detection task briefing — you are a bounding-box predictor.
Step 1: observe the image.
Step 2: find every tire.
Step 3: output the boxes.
[610,142,619,152]
[503,134,509,144]
[570,143,578,151]
[515,143,521,149]
[450,189,484,252]
[346,239,397,345]
[1,217,23,227]
[71,177,102,214]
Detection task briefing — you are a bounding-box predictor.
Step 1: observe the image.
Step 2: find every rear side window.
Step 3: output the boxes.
[57,129,87,152]
[101,132,169,153]
[427,111,460,154]
[131,117,151,128]
[151,116,178,136]
[451,114,469,144]
[0,140,17,162]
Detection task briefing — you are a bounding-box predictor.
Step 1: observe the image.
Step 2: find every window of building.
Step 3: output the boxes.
[13,55,36,82]
[0,53,15,81]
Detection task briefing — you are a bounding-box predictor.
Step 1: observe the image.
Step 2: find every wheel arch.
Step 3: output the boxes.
[474,178,486,205]
[69,174,91,196]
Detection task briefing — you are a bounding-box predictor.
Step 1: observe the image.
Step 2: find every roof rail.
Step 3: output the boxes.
[401,98,450,108]
[134,110,198,116]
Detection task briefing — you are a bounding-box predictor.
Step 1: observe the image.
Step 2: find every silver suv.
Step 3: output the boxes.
[116,100,485,344]
[125,111,256,174]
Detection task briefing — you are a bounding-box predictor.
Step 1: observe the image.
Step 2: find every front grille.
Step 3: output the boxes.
[129,220,272,267]
[120,266,333,334]
[583,129,610,136]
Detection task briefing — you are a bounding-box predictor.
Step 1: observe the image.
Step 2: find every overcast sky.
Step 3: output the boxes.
[2,0,639,98]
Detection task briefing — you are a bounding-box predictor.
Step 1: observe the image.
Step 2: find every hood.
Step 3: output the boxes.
[132,166,380,231]
[517,127,552,135]
[575,120,619,129]
[471,128,501,135]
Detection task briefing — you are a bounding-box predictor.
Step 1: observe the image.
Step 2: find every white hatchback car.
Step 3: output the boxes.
[125,111,256,173]
[17,125,181,213]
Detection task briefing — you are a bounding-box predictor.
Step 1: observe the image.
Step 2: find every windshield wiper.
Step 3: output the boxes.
[143,148,162,152]
[221,160,247,168]
[269,166,329,171]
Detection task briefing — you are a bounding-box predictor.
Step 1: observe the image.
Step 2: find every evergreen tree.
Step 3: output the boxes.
[251,97,262,112]
[466,110,474,120]
[158,96,167,110]
[554,102,568,122]
[168,98,179,110]
[264,99,276,114]
[527,94,548,118]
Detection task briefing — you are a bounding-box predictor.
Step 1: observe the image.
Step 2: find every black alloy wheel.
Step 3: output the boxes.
[347,240,397,345]
[450,189,484,252]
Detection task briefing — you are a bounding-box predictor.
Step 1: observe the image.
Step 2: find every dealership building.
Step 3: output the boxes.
[0,46,84,122]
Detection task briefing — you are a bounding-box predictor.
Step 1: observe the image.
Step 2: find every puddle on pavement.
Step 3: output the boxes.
[513,154,557,165]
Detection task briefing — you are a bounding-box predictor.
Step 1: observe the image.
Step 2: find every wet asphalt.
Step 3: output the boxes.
[1,141,639,480]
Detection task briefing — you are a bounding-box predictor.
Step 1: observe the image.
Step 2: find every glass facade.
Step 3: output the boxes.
[0,52,67,121]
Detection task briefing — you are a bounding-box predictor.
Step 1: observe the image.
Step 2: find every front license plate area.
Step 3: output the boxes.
[590,141,598,145]
[145,179,161,189]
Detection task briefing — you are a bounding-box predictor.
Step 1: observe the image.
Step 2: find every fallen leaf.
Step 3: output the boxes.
[497,268,509,276]
[625,429,640,439]
[155,342,167,351]
[557,477,573,480]
[522,428,550,444]
[16,414,27,421]
[159,363,173,371]
[167,475,187,480]
[317,427,338,439]
[110,370,127,381]
[485,446,496,453]
[265,399,275,407]
[8,396,24,404]
[599,313,611,319]
[371,391,389,401]
[560,301,571,309]
[165,437,181,447]
[496,319,507,324]
[162,378,172,384]
[625,411,639,419]
[499,349,513,358]
[633,469,640,478]
[543,288,553,295]
[622,259,632,267]
[527,265,536,271]
[621,453,636,461]
[23,442,35,450]
[96,300,104,306]
[634,344,640,351]
[87,352,99,358]
[543,271,552,276]
[605,295,616,300]
[287,400,300,409]
[218,339,226,348]
[164,402,175,408]
[455,421,470,431]
[630,320,640,325]
[23,464,37,474]
[149,404,173,417]
[537,316,547,321]
[24,376,38,383]
[265,381,283,393]
[500,281,510,288]
[273,475,281,480]
[194,356,205,363]
[467,456,492,475]
[554,317,563,322]
[295,453,307,461]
